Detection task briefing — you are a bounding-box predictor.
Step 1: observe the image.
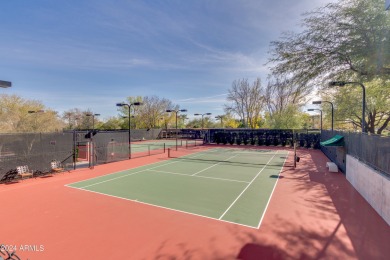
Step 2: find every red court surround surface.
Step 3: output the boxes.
[1,146,389,259]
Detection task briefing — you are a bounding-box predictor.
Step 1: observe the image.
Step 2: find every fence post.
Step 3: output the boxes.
[73,130,76,170]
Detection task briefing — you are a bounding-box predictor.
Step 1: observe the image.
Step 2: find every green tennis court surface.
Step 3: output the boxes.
[66,148,288,228]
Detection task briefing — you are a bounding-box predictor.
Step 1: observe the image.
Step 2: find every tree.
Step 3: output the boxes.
[61,108,85,130]
[117,96,174,129]
[139,96,174,129]
[99,117,123,130]
[224,78,265,129]
[186,118,202,129]
[263,78,309,129]
[268,0,390,88]
[177,114,188,129]
[0,94,63,133]
[321,78,390,134]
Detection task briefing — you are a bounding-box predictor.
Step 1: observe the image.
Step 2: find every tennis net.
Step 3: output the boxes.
[167,147,288,167]
[131,143,166,158]
[185,139,204,148]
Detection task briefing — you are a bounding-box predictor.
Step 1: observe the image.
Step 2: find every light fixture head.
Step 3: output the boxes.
[329,81,346,87]
[132,102,143,106]
[28,110,44,114]
[116,102,125,107]
[206,113,212,115]
[194,113,200,116]
[312,101,322,105]
[166,109,173,112]
[0,80,12,88]
[179,109,187,112]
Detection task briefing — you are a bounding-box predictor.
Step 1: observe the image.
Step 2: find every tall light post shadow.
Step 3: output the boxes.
[116,102,143,159]
[166,109,187,150]
[329,81,366,133]
[313,101,334,131]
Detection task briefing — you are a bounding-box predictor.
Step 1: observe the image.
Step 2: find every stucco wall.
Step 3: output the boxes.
[346,154,390,225]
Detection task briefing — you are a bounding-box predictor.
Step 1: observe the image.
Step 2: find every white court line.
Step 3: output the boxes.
[146,169,250,184]
[72,149,210,189]
[67,185,258,229]
[66,149,287,229]
[233,151,278,155]
[191,154,238,176]
[218,151,278,220]
[256,151,289,229]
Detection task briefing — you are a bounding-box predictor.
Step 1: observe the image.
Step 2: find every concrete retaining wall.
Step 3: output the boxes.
[346,154,390,225]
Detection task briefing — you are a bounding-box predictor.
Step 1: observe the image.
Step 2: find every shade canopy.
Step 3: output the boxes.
[320,135,345,147]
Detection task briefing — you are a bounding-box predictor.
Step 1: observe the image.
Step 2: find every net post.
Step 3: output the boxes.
[168,148,171,158]
[164,143,166,153]
[293,129,297,169]
[148,144,150,156]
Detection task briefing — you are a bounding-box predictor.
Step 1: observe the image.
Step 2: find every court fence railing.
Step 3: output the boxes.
[321,130,390,176]
[0,129,163,180]
[1,128,324,180]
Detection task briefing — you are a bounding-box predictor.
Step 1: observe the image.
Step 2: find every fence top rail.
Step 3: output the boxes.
[322,130,390,139]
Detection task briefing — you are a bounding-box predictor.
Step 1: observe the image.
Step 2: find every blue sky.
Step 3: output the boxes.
[0,0,335,120]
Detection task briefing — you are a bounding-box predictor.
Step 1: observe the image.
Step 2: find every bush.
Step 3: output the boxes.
[250,138,256,145]
[236,136,242,145]
[228,133,235,145]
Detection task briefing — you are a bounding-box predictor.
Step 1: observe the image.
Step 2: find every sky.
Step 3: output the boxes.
[0,0,337,120]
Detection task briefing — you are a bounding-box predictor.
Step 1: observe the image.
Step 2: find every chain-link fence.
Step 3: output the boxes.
[0,132,74,179]
[0,129,163,180]
[321,130,390,176]
[158,129,204,140]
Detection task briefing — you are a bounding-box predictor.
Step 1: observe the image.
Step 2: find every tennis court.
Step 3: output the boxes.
[104,139,203,159]
[66,147,288,228]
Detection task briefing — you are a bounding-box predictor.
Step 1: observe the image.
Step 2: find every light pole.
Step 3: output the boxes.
[166,109,187,150]
[308,109,323,131]
[86,113,100,130]
[329,81,366,133]
[0,80,12,88]
[194,113,212,130]
[215,115,224,128]
[179,115,187,128]
[28,110,45,132]
[86,113,100,168]
[116,102,143,159]
[312,101,334,131]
